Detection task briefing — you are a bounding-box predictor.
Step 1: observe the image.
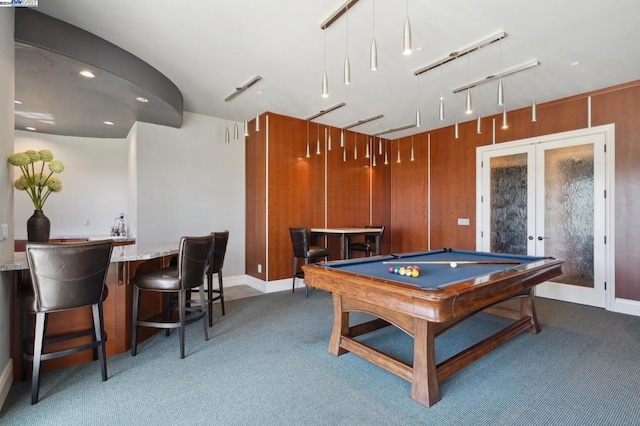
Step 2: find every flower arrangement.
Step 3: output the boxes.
[8,149,64,210]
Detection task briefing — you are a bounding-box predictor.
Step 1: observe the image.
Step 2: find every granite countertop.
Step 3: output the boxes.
[0,242,178,271]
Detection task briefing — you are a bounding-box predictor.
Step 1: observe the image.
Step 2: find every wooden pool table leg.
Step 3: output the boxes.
[328,294,349,356]
[522,289,541,333]
[411,317,440,406]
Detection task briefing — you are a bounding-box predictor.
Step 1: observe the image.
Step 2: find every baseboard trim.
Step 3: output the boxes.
[0,359,13,410]
[611,297,640,317]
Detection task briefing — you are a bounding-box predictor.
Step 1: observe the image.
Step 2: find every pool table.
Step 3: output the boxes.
[302,248,564,407]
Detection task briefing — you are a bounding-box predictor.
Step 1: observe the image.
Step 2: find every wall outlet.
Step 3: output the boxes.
[457,218,470,226]
[0,223,8,241]
[258,264,262,273]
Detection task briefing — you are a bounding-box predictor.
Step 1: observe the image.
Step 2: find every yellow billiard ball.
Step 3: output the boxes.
[411,268,420,278]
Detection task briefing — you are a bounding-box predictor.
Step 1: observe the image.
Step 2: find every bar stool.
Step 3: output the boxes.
[22,240,114,404]
[132,234,214,359]
[206,230,229,325]
[349,225,385,258]
[289,227,330,297]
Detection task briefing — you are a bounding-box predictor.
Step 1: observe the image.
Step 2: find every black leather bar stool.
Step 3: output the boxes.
[206,230,229,325]
[349,225,385,258]
[22,240,114,404]
[132,234,214,359]
[289,227,330,297]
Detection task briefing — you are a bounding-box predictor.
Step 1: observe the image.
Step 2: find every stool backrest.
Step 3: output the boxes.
[289,227,310,258]
[25,240,114,312]
[178,234,215,290]
[365,225,385,244]
[209,231,229,274]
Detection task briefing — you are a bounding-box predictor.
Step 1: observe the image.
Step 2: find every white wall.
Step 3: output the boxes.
[0,7,15,409]
[136,112,246,276]
[13,133,128,237]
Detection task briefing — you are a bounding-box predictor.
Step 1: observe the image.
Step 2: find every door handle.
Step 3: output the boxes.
[528,236,534,240]
[537,236,549,241]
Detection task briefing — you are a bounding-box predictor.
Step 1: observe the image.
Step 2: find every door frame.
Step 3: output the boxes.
[476,124,616,312]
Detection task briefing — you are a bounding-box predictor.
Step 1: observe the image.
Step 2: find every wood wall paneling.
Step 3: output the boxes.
[591,83,640,300]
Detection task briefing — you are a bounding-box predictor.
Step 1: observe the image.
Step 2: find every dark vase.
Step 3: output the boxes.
[27,210,51,242]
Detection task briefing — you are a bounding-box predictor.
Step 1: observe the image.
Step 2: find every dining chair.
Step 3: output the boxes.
[289,227,330,297]
[348,225,385,258]
[22,240,114,404]
[131,234,214,359]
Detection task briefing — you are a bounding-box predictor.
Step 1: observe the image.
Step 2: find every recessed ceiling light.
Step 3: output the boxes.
[136,97,149,103]
[79,70,96,78]
[14,100,23,104]
[104,121,115,125]
[25,126,36,131]
[571,61,581,67]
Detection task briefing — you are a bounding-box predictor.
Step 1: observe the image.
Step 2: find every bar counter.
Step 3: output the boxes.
[1,242,179,380]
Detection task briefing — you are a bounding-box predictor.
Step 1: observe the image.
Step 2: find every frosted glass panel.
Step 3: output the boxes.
[490,154,528,255]
[544,144,594,288]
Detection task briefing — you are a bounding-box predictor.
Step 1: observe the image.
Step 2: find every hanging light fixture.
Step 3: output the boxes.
[340,129,345,147]
[327,128,332,150]
[415,77,421,127]
[454,93,459,139]
[366,138,370,158]
[343,146,347,162]
[384,141,389,165]
[316,124,321,154]
[465,55,473,114]
[410,136,415,161]
[306,121,310,158]
[322,31,329,98]
[372,151,377,166]
[255,112,260,132]
[234,122,239,140]
[403,0,412,55]
[244,118,249,137]
[344,7,351,85]
[531,67,537,122]
[497,38,504,106]
[370,0,378,71]
[397,140,401,163]
[225,125,230,144]
[354,134,358,160]
[439,66,445,121]
[378,136,383,155]
[502,107,509,129]
[477,114,482,134]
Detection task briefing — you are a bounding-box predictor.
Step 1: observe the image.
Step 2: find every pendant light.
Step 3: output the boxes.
[397,140,401,163]
[366,138,370,158]
[465,54,473,114]
[372,151,377,166]
[439,66,445,121]
[502,107,509,129]
[327,128,332,150]
[410,136,415,161]
[255,112,260,132]
[244,118,249,137]
[322,31,329,98]
[378,136,383,155]
[306,121,310,158]
[224,126,230,144]
[477,114,482,134]
[316,124,321,154]
[353,134,358,160]
[234,122,239,140]
[415,77,421,127]
[531,67,537,122]
[340,129,345,147]
[497,38,504,106]
[384,141,389,165]
[370,0,378,71]
[344,7,351,85]
[343,146,347,162]
[454,93,459,139]
[403,0,412,55]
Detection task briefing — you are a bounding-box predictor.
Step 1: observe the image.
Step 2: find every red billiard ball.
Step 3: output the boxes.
[388,266,394,273]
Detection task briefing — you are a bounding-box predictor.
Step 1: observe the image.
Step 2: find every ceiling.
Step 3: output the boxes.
[14,0,640,139]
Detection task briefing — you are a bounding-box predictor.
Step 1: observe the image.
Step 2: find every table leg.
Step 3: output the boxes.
[328,294,349,356]
[340,235,347,260]
[411,317,440,406]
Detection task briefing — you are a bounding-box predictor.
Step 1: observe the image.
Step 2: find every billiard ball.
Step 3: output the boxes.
[388,266,394,273]
[411,268,420,278]
[399,267,406,276]
[450,262,457,268]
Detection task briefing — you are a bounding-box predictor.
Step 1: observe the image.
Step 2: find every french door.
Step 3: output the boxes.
[477,129,610,308]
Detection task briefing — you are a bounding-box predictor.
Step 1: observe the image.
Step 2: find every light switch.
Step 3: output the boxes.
[457,218,470,226]
[1,223,8,241]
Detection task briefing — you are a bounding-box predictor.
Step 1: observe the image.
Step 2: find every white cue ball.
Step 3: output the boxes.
[450,262,458,268]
